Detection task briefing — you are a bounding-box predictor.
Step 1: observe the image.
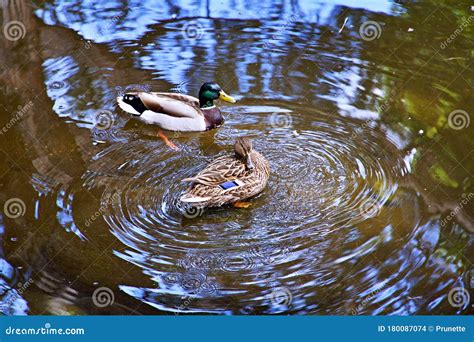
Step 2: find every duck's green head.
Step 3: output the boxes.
[199,82,236,108]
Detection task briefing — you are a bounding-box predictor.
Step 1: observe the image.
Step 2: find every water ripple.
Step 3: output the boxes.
[60,104,423,314]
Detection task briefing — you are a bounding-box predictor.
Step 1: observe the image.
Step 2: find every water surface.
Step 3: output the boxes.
[0,0,473,315]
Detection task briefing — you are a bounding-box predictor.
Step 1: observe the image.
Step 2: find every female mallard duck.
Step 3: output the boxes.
[180,137,270,208]
[116,82,236,132]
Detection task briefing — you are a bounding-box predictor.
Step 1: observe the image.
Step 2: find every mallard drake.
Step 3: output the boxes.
[180,137,270,208]
[116,82,236,132]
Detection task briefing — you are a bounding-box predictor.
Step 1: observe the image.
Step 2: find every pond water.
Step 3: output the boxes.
[0,0,472,315]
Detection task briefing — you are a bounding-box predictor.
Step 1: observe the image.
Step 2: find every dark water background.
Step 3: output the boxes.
[0,0,473,315]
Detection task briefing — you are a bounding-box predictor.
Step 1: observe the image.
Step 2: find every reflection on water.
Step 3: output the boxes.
[0,0,472,315]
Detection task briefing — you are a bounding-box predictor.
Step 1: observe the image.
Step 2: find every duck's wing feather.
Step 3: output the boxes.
[138,92,202,118]
[121,92,202,118]
[150,92,199,107]
[181,156,248,186]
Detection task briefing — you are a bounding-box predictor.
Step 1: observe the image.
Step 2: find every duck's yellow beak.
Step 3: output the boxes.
[219,90,236,103]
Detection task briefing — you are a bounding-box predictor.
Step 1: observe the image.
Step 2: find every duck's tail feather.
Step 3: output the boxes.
[116,93,146,116]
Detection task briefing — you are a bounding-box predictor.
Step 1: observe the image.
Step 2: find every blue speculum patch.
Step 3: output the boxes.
[219,180,240,190]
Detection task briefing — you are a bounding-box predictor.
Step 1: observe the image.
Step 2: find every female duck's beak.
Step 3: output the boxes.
[246,155,255,170]
[219,90,236,103]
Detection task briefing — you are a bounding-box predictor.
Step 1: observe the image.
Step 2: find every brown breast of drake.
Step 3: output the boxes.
[203,107,224,130]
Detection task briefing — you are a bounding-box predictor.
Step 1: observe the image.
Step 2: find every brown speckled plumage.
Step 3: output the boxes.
[180,138,270,207]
